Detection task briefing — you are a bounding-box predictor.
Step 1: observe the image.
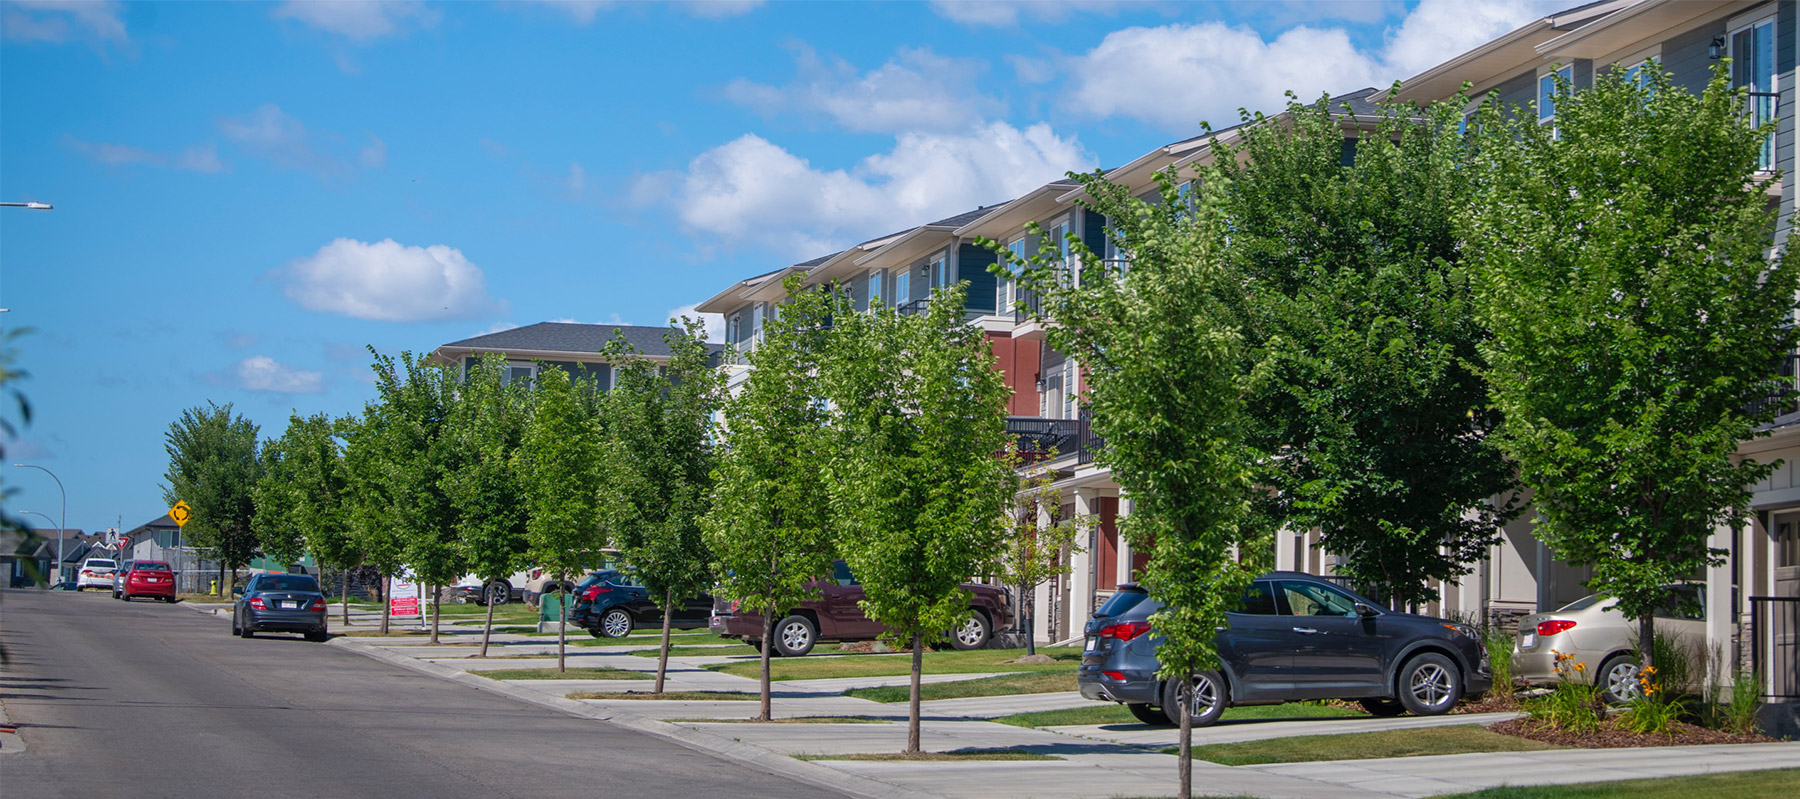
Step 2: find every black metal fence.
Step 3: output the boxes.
[1005,414,1104,465]
[1751,595,1800,701]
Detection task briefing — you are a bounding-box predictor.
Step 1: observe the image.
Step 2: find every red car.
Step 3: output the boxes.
[120,561,177,602]
[710,559,1011,656]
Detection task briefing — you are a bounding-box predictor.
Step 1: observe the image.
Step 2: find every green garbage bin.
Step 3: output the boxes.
[539,591,567,623]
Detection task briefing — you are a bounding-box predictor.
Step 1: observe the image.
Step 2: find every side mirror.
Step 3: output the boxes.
[1354,602,1379,618]
[232,586,244,596]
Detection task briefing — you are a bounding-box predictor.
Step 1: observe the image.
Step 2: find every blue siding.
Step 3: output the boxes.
[958,242,998,313]
[1662,20,1724,97]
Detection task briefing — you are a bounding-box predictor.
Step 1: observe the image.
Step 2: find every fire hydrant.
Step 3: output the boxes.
[210,579,219,596]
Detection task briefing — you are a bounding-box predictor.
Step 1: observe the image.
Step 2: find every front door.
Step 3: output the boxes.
[1217,580,1293,701]
[1279,580,1387,699]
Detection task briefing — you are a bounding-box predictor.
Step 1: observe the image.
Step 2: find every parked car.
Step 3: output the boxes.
[523,550,622,607]
[110,559,137,598]
[569,569,713,638]
[451,570,528,606]
[1078,573,1493,727]
[75,558,117,591]
[232,572,329,641]
[709,559,1011,656]
[117,561,176,602]
[1511,584,1705,704]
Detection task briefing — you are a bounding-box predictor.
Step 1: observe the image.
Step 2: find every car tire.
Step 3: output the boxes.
[598,608,633,639]
[1598,653,1641,705]
[305,630,329,642]
[238,616,255,638]
[949,611,991,651]
[1162,671,1228,727]
[231,615,241,636]
[1127,703,1172,726]
[772,615,817,657]
[1397,652,1462,716]
[1359,698,1406,716]
[485,582,511,607]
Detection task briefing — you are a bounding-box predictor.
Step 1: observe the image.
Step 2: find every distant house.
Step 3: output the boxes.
[430,322,725,388]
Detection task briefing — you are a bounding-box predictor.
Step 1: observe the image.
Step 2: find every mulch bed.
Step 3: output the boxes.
[1454,694,1524,715]
[1489,717,1777,748]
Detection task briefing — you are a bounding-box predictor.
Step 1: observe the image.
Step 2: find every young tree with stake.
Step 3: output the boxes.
[163,402,263,598]
[516,366,607,672]
[443,354,531,657]
[253,412,361,626]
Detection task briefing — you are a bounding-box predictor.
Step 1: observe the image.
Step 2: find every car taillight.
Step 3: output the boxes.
[310,598,327,612]
[1102,671,1126,681]
[1536,620,1577,636]
[1099,621,1153,641]
[248,598,266,610]
[582,586,610,600]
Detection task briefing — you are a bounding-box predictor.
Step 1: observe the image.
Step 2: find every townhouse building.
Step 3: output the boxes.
[429,321,725,386]
[693,0,1798,711]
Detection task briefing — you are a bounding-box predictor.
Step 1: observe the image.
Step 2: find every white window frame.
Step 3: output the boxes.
[931,251,948,289]
[1729,13,1778,172]
[895,268,910,305]
[503,360,538,387]
[1538,64,1573,127]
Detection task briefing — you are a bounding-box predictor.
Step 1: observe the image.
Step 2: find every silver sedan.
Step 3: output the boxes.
[1511,584,1705,704]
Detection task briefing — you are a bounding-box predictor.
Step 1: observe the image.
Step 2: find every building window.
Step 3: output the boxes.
[503,361,536,387]
[895,269,910,305]
[1538,64,1572,128]
[931,252,948,288]
[1040,369,1063,419]
[750,303,764,338]
[727,313,741,346]
[867,270,882,309]
[1062,360,1077,419]
[1732,16,1777,171]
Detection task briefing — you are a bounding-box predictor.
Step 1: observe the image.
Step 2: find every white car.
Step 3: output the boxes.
[1512,584,1705,703]
[76,558,117,591]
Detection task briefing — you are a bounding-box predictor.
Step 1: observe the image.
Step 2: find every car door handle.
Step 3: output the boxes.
[1292,627,1319,635]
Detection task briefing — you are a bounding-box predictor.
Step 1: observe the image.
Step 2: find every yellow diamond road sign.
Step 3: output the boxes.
[169,501,192,528]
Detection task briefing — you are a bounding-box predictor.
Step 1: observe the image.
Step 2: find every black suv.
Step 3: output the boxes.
[1078,572,1491,726]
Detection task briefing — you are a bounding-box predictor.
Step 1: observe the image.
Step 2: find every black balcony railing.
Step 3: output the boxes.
[1076,411,1103,465]
[1005,413,1104,465]
[1747,92,1780,173]
[1749,347,1800,420]
[1014,287,1043,324]
[897,299,929,316]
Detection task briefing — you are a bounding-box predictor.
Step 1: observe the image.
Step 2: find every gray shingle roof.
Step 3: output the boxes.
[440,322,725,359]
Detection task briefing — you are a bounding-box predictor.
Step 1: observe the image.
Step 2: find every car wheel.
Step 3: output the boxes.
[772,615,817,657]
[1359,698,1406,716]
[599,608,633,639]
[949,611,991,650]
[305,630,329,642]
[1127,703,1172,726]
[485,582,511,606]
[1598,653,1641,705]
[239,616,255,638]
[1162,671,1228,727]
[1398,652,1462,716]
[231,614,241,636]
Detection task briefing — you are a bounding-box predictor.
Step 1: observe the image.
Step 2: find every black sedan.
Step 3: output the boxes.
[232,573,329,642]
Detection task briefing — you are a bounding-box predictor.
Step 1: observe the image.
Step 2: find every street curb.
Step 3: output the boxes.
[0,693,25,756]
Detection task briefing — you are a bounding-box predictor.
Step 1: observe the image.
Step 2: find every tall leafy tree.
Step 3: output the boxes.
[341,410,409,635]
[443,354,531,657]
[163,402,263,597]
[1213,92,1517,608]
[702,275,838,721]
[515,366,607,672]
[600,320,724,692]
[994,172,1260,799]
[995,447,1088,657]
[253,412,361,625]
[1464,64,1799,669]
[821,282,1015,754]
[368,351,465,644]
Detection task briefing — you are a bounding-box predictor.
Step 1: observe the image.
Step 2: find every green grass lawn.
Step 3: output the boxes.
[1160,725,1562,766]
[994,700,1366,728]
[1429,769,1800,799]
[475,666,651,680]
[845,670,1075,702]
[626,645,760,658]
[668,716,890,724]
[797,749,1059,762]
[707,646,1081,681]
[567,690,759,701]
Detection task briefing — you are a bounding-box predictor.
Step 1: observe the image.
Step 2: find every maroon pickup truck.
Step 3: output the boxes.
[709,559,1011,656]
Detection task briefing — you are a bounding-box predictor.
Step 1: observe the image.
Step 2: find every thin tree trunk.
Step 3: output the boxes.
[480,586,497,658]
[757,612,774,722]
[655,587,674,694]
[1639,614,1656,671]
[380,572,391,636]
[907,632,924,754]
[557,577,568,674]
[1020,581,1035,656]
[429,583,441,644]
[217,562,226,598]
[1178,672,1193,799]
[340,570,351,627]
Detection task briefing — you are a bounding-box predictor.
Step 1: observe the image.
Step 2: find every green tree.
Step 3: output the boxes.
[600,320,724,692]
[253,412,361,625]
[163,402,263,597]
[1464,64,1799,669]
[996,447,1088,656]
[368,351,465,644]
[702,275,838,721]
[442,354,531,657]
[1212,92,1517,608]
[821,282,1015,754]
[994,171,1260,799]
[341,410,409,635]
[515,366,607,671]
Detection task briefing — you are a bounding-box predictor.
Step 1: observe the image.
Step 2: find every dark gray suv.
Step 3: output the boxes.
[1078,572,1491,726]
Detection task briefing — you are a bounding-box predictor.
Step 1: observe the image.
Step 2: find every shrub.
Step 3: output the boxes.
[1719,668,1765,735]
[1525,650,1603,733]
[1617,665,1686,737]
[1482,625,1518,707]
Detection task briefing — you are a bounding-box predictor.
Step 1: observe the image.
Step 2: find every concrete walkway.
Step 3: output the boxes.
[306,622,1799,799]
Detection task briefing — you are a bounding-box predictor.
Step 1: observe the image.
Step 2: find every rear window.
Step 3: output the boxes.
[259,575,319,592]
[1095,588,1148,619]
[1556,593,1606,613]
[134,563,171,571]
[86,559,117,569]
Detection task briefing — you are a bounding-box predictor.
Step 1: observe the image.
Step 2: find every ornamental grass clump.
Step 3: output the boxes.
[1525,650,1604,733]
[1618,665,1686,737]
[1482,626,1519,708]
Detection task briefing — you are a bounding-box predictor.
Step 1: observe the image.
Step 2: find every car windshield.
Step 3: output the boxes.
[1095,588,1147,619]
[134,563,171,571]
[1556,593,1607,613]
[259,576,318,592]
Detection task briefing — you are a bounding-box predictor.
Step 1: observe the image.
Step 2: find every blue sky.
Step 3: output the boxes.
[0,0,1558,534]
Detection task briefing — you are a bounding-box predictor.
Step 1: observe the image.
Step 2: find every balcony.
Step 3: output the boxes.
[1750,347,1800,421]
[897,299,929,316]
[1012,287,1050,341]
[1005,413,1104,466]
[1748,92,1779,174]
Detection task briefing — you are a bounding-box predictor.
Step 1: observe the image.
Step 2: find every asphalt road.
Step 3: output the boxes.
[0,589,847,799]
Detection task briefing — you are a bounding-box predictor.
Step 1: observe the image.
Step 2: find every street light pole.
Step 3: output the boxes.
[14,464,66,580]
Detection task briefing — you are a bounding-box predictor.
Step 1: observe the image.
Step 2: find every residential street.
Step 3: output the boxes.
[0,589,845,799]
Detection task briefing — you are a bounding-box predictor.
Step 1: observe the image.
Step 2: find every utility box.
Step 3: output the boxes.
[536,592,569,634]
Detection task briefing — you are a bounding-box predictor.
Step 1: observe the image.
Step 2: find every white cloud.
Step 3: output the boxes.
[2,1,127,45]
[359,135,387,167]
[65,137,225,173]
[1066,22,1379,132]
[1005,54,1056,85]
[725,45,1002,134]
[218,104,350,178]
[1382,0,1565,80]
[642,122,1094,259]
[667,304,724,343]
[929,0,1118,27]
[271,0,437,42]
[276,238,506,322]
[236,356,325,394]
[681,0,763,19]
